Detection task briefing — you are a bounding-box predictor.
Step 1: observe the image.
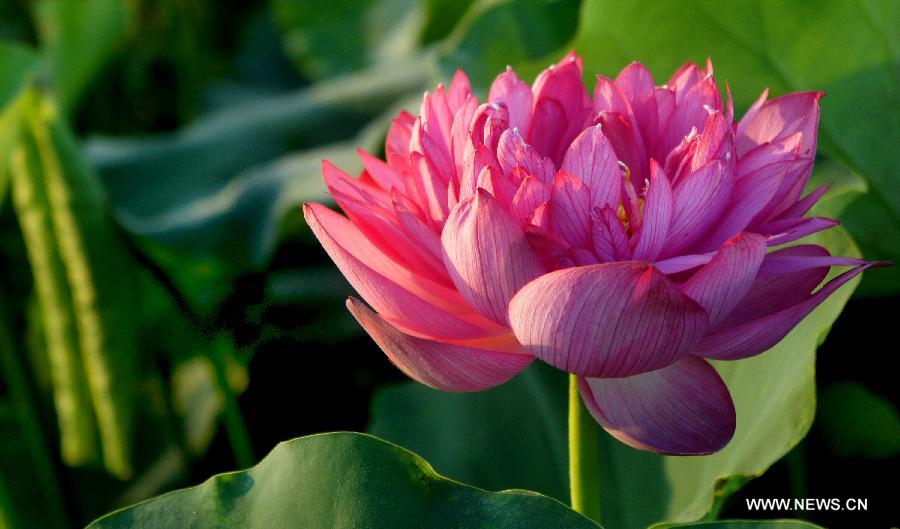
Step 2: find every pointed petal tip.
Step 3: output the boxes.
[346,296,532,392]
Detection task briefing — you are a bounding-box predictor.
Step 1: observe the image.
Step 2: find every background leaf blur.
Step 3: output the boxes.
[0,1,896,528]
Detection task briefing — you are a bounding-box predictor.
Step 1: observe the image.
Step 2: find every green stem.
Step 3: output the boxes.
[568,375,601,524]
[210,335,254,469]
[0,296,70,529]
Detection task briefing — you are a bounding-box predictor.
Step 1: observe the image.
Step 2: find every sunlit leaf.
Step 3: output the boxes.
[86,432,602,529]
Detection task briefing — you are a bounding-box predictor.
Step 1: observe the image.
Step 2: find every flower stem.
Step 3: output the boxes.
[568,374,601,523]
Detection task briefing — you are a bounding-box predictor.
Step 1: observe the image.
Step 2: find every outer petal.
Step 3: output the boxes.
[694,159,796,252]
[680,232,767,327]
[736,92,823,157]
[721,245,841,323]
[385,111,415,170]
[442,189,545,326]
[693,262,878,360]
[347,298,532,392]
[508,262,709,377]
[304,203,495,340]
[358,148,405,192]
[579,355,735,455]
[759,216,839,247]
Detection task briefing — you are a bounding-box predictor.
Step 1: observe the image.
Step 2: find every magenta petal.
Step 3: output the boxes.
[694,262,876,360]
[654,252,716,274]
[615,62,659,147]
[529,54,591,163]
[680,233,767,327]
[668,62,703,101]
[632,161,673,261]
[442,189,545,325]
[550,171,592,249]
[508,262,709,377]
[510,175,551,223]
[592,206,630,261]
[358,148,405,192]
[304,203,493,340]
[661,76,721,156]
[664,159,733,256]
[561,125,621,209]
[723,245,832,323]
[447,69,472,109]
[761,216,839,246]
[695,160,795,252]
[497,129,556,183]
[527,97,570,163]
[774,183,830,221]
[579,355,735,455]
[385,111,415,170]
[489,66,534,136]
[736,92,823,157]
[347,298,532,392]
[450,95,478,179]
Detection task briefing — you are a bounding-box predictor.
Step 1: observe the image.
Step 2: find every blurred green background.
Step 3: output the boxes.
[0,0,897,528]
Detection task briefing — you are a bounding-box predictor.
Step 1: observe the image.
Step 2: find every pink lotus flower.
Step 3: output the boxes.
[304,53,881,455]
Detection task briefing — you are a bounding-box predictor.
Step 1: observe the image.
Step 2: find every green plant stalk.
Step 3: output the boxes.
[9,118,100,466]
[27,96,137,479]
[210,335,254,469]
[568,375,601,523]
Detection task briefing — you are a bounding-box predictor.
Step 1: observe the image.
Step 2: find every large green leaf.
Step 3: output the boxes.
[87,63,426,280]
[86,432,601,529]
[571,0,900,295]
[370,224,862,528]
